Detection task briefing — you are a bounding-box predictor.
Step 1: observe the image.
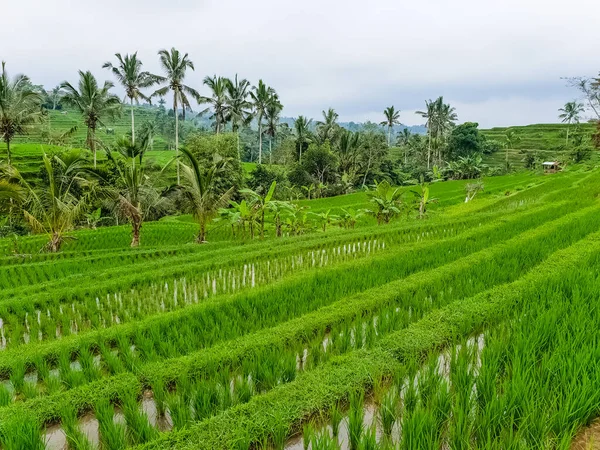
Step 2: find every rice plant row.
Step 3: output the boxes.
[130,230,600,450]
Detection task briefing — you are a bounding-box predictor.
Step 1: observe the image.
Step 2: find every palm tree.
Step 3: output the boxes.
[224,75,252,156]
[264,98,282,164]
[0,62,44,165]
[199,75,229,134]
[47,85,62,110]
[504,129,521,165]
[250,80,277,164]
[240,181,277,238]
[105,135,163,247]
[153,48,200,184]
[415,100,435,169]
[60,71,121,168]
[178,147,233,243]
[103,52,159,145]
[558,101,585,146]
[337,129,360,175]
[316,108,339,144]
[21,153,90,252]
[294,115,312,162]
[380,106,401,147]
[397,128,411,164]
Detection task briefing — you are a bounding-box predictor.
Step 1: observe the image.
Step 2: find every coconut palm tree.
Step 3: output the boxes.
[380,106,401,147]
[60,71,121,168]
[0,62,44,165]
[250,80,277,164]
[21,153,90,252]
[294,115,312,162]
[264,98,282,164]
[103,52,159,145]
[397,128,411,164]
[224,75,252,157]
[415,100,435,169]
[153,48,200,183]
[178,147,233,243]
[199,75,229,134]
[504,129,521,165]
[558,101,585,146]
[337,129,360,175]
[316,108,339,144]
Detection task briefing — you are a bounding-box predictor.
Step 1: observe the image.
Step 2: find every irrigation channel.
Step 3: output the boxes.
[0,169,599,449]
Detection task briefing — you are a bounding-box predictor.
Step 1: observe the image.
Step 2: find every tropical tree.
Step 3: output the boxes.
[153,48,200,183]
[411,182,437,219]
[316,108,339,144]
[264,100,282,164]
[224,75,252,156]
[337,129,360,176]
[364,180,403,225]
[397,128,411,164]
[105,135,162,247]
[240,181,276,238]
[504,129,521,165]
[21,153,90,252]
[103,52,158,144]
[380,106,401,147]
[558,101,585,146]
[294,115,313,162]
[415,100,435,169]
[60,71,121,168]
[0,164,24,216]
[0,62,44,165]
[46,85,62,110]
[199,75,229,134]
[250,80,278,164]
[178,147,233,243]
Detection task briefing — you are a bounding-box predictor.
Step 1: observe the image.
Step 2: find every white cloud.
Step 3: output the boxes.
[2,0,598,126]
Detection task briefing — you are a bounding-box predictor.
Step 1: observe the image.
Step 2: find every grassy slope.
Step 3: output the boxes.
[480,122,598,168]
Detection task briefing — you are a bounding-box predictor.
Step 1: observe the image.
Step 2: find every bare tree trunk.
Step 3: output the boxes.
[88,127,97,168]
[388,127,391,147]
[131,218,141,247]
[269,138,272,164]
[427,131,431,170]
[130,98,135,145]
[175,99,180,184]
[566,125,570,146]
[48,232,62,253]
[196,220,207,243]
[258,121,263,164]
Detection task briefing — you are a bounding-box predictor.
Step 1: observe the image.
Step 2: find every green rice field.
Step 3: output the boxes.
[1,167,600,449]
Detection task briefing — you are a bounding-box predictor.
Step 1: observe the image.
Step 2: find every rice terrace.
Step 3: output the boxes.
[2,1,600,449]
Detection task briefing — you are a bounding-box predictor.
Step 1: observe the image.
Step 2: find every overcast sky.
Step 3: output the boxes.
[2,0,598,128]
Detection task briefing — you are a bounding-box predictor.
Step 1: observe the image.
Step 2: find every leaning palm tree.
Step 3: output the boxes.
[224,75,253,156]
[178,147,234,243]
[264,98,282,164]
[294,115,313,162]
[250,80,277,164]
[153,48,200,183]
[558,101,585,146]
[103,52,159,144]
[380,106,401,147]
[60,71,121,168]
[199,75,229,134]
[21,153,90,252]
[316,108,339,144]
[0,62,44,165]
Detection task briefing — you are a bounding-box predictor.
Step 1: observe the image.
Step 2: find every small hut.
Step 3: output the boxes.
[542,161,561,174]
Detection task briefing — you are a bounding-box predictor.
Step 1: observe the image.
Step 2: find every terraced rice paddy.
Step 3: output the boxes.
[1,169,600,449]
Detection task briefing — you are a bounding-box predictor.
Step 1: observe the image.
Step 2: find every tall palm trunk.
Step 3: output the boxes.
[130,98,135,144]
[269,138,272,164]
[87,126,97,168]
[174,98,180,184]
[388,126,391,147]
[566,122,570,146]
[258,121,263,164]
